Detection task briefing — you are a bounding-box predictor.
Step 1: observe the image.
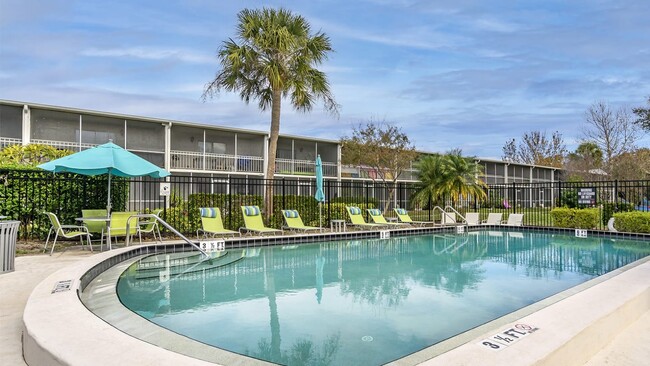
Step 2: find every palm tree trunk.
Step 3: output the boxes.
[265,88,282,220]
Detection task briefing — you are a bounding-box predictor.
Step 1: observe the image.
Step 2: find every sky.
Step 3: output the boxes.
[1,0,648,159]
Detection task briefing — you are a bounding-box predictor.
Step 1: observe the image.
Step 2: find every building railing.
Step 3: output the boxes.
[341,165,419,181]
[170,150,264,174]
[31,139,98,151]
[275,158,337,177]
[0,137,21,149]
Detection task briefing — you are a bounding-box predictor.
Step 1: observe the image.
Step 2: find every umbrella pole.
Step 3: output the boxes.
[319,202,322,233]
[107,173,112,213]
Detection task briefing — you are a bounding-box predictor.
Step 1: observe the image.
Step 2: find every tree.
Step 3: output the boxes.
[608,148,650,180]
[632,96,650,130]
[564,142,605,181]
[411,150,487,208]
[341,121,418,213]
[582,101,640,168]
[0,144,72,168]
[202,8,338,218]
[501,130,566,167]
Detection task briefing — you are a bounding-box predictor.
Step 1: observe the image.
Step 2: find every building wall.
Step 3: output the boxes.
[0,100,556,184]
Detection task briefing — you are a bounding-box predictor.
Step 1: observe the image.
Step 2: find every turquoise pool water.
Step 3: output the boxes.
[117,230,650,365]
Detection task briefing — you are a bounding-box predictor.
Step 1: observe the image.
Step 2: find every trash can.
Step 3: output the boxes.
[0,221,20,274]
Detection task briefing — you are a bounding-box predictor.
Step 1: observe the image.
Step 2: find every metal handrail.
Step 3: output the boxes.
[444,205,467,223]
[125,214,209,257]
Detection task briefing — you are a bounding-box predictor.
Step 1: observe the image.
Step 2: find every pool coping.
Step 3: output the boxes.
[22,226,650,365]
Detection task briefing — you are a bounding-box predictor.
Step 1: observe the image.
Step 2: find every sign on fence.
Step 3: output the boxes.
[577,187,596,205]
[159,182,171,196]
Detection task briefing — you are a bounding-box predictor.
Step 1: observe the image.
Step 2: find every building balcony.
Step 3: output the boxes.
[341,165,419,181]
[170,150,264,174]
[274,158,338,177]
[0,137,21,149]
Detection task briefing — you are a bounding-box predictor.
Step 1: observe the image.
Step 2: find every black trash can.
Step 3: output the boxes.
[0,221,20,274]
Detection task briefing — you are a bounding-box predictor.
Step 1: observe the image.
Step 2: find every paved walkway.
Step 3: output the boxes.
[0,251,93,366]
[1,250,648,366]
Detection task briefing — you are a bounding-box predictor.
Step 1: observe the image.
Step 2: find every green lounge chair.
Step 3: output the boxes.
[197,207,240,238]
[393,208,435,226]
[345,206,384,230]
[240,206,283,236]
[282,210,320,232]
[107,211,140,249]
[43,212,93,255]
[366,208,408,227]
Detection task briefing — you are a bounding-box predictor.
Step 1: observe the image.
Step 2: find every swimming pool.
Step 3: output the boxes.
[116,230,650,365]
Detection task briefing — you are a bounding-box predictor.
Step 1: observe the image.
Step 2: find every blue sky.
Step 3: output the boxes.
[1,0,648,158]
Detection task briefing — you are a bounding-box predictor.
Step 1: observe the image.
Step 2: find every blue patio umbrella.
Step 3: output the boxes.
[38,141,170,212]
[315,155,325,231]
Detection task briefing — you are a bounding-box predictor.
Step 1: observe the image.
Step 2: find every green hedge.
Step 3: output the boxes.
[550,207,599,229]
[612,212,650,233]
[330,196,379,208]
[161,192,264,233]
[601,202,635,226]
[0,169,128,239]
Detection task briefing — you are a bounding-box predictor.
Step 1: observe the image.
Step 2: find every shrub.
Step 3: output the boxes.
[601,202,635,226]
[330,196,379,208]
[550,207,599,229]
[612,212,650,233]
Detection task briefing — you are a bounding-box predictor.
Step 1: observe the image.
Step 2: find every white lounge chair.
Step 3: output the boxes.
[442,212,457,225]
[482,213,503,225]
[503,213,524,226]
[465,213,480,225]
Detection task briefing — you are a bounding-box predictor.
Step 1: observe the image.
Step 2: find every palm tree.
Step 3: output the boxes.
[203,8,338,217]
[412,150,487,208]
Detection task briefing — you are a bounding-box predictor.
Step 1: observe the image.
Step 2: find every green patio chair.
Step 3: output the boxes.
[137,208,163,242]
[345,206,384,230]
[197,207,239,238]
[43,212,93,255]
[107,211,140,249]
[282,210,320,232]
[82,209,107,245]
[240,206,283,236]
[366,208,408,227]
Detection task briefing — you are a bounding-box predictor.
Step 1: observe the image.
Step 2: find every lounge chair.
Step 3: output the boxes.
[197,207,240,238]
[465,212,480,225]
[43,212,93,255]
[282,210,320,232]
[393,208,435,226]
[367,209,408,227]
[482,213,503,225]
[441,212,459,225]
[107,211,140,248]
[346,206,384,230]
[240,206,283,236]
[503,213,524,226]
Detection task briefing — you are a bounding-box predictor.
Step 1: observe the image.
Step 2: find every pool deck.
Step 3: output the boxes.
[2,249,649,366]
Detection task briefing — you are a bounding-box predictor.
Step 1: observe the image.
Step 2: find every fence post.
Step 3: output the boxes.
[282,178,286,211]
[557,180,562,207]
[365,181,369,220]
[614,179,619,207]
[228,176,232,229]
[510,182,517,213]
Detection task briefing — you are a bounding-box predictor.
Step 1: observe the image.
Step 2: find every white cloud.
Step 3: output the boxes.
[81,47,214,64]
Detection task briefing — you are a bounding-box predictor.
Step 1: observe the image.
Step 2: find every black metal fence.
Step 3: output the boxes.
[2,168,649,240]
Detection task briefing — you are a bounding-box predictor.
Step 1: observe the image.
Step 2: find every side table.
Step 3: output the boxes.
[330,219,347,232]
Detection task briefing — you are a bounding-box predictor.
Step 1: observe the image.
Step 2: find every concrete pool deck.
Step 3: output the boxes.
[3,248,649,365]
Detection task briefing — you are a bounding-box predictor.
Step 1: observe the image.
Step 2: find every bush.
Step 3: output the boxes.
[330,196,379,208]
[601,202,635,226]
[612,212,650,233]
[550,207,599,229]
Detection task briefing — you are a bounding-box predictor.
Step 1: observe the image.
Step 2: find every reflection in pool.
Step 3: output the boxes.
[117,230,650,365]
